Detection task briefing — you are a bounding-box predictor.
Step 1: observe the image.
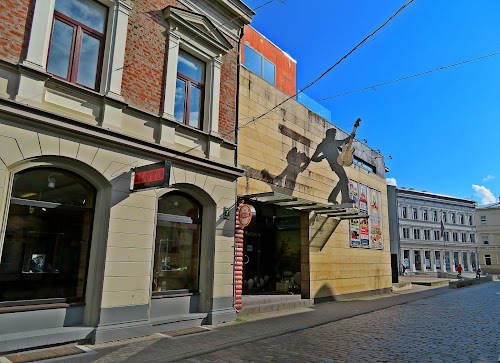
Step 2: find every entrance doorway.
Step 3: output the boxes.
[242,204,301,295]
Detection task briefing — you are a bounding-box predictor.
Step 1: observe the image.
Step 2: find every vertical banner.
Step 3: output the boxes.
[359,184,368,212]
[368,188,383,249]
[348,180,359,208]
[350,219,360,247]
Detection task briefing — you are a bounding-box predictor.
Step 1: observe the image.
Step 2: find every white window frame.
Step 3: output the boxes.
[424,230,430,240]
[161,6,232,136]
[401,206,407,219]
[413,229,420,240]
[434,230,440,240]
[412,208,418,220]
[22,0,131,98]
[480,216,486,225]
[423,209,428,221]
[402,228,409,239]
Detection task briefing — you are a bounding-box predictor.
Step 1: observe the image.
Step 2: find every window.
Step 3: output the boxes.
[482,235,489,245]
[444,232,449,242]
[432,211,437,222]
[459,214,464,224]
[424,230,430,240]
[442,212,447,223]
[452,232,458,242]
[402,207,407,218]
[423,210,428,221]
[485,255,491,265]
[470,234,475,243]
[461,233,467,242]
[480,216,486,225]
[434,231,440,240]
[413,229,420,239]
[451,213,455,223]
[152,192,201,293]
[244,44,276,85]
[402,228,409,239]
[0,168,95,304]
[47,0,107,90]
[174,51,206,128]
[412,208,418,220]
[469,215,473,225]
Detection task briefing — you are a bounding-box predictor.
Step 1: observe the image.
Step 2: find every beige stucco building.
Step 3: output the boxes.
[475,202,500,274]
[0,0,253,352]
[237,62,392,301]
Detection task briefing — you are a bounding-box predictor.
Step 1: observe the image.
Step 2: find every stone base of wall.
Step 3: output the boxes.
[448,275,493,289]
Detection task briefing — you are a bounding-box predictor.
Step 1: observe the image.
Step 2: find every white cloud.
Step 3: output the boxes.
[472,185,496,205]
[386,178,397,186]
[482,175,495,182]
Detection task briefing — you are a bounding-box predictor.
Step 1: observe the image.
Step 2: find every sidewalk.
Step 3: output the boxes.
[33,279,452,363]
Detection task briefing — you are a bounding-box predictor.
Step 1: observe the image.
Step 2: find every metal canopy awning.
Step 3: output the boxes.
[242,192,368,220]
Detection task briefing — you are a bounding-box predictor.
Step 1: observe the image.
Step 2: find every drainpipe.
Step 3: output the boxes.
[234,27,244,167]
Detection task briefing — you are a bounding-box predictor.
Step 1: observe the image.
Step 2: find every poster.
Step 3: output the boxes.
[360,218,370,246]
[368,188,383,249]
[358,184,368,212]
[348,180,359,208]
[350,219,360,246]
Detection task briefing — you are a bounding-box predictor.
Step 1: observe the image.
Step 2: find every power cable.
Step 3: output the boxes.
[231,0,415,135]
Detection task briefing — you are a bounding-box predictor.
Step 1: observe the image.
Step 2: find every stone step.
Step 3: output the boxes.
[241,294,302,307]
[238,297,314,316]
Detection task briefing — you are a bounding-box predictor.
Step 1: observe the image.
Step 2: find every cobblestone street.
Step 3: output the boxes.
[55,281,499,363]
[181,282,499,363]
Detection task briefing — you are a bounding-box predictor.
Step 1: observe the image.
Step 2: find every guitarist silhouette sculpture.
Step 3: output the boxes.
[311,118,361,204]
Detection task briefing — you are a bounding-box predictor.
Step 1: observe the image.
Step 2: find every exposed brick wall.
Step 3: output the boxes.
[122,0,239,143]
[218,39,238,143]
[0,0,34,63]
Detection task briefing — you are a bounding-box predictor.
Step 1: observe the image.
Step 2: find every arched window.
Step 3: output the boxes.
[153,192,202,293]
[0,168,96,304]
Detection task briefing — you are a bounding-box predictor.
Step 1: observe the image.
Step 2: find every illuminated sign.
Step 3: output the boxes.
[131,161,171,191]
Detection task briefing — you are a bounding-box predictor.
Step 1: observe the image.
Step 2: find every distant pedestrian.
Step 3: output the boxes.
[476,266,482,279]
[456,264,463,278]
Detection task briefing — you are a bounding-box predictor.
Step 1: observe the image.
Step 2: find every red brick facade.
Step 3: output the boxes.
[0,0,239,143]
[0,0,33,63]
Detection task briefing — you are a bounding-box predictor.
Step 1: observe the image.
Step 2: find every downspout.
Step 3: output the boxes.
[233,27,245,311]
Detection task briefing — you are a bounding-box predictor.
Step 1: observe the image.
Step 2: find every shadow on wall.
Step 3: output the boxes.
[309,213,340,252]
[313,283,336,303]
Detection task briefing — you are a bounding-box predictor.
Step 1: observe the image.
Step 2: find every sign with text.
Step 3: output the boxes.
[131,161,171,191]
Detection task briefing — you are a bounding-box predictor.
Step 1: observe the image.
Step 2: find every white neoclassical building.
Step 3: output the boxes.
[388,186,478,274]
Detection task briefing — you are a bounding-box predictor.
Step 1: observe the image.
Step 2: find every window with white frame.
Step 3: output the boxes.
[412,208,418,220]
[470,234,475,243]
[402,228,410,239]
[480,216,486,225]
[469,215,473,225]
[162,6,232,133]
[451,213,456,223]
[452,232,458,242]
[444,232,449,241]
[461,233,467,242]
[434,230,440,240]
[423,210,428,221]
[482,235,489,245]
[424,230,430,240]
[442,212,447,223]
[432,210,437,222]
[459,214,464,224]
[413,229,420,239]
[402,206,407,218]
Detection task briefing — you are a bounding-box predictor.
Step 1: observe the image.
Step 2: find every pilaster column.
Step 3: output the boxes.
[23,0,56,71]
[419,250,425,271]
[162,31,181,120]
[409,249,415,272]
[430,250,436,272]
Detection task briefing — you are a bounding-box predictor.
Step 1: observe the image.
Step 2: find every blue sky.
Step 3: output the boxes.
[243,0,500,205]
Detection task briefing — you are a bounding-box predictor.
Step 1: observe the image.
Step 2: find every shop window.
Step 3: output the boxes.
[243,44,276,85]
[47,0,107,90]
[152,192,201,293]
[174,51,206,129]
[0,168,95,305]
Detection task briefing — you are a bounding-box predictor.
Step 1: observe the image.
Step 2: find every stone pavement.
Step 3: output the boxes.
[45,281,500,362]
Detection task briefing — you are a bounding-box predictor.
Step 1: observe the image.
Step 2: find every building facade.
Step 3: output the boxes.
[475,202,500,273]
[0,0,252,352]
[387,186,478,274]
[237,27,392,303]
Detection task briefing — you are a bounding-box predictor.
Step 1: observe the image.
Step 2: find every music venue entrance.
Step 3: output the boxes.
[242,202,302,295]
